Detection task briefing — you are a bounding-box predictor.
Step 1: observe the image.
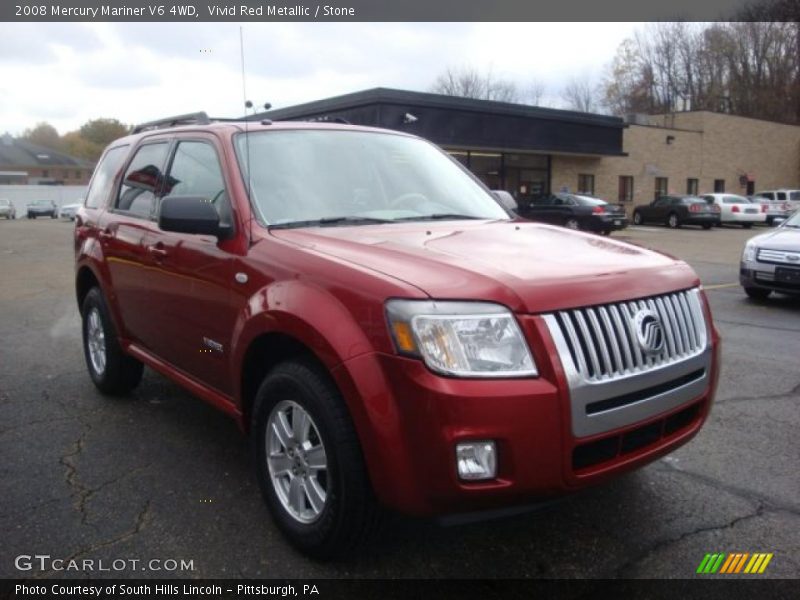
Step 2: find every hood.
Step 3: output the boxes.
[750,227,800,252]
[269,220,699,313]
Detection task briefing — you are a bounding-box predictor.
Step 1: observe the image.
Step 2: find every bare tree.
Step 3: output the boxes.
[525,79,547,106]
[431,66,520,103]
[562,76,599,113]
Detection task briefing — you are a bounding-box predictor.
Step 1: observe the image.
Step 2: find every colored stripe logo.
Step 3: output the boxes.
[696,553,773,574]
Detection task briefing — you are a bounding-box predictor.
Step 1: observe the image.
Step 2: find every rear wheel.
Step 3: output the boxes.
[564,217,580,230]
[742,223,753,229]
[81,287,143,395]
[667,213,680,228]
[702,223,712,230]
[632,211,643,225]
[744,287,771,300]
[51,212,57,219]
[252,360,380,558]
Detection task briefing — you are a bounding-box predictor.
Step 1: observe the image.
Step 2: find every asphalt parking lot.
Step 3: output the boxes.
[1,219,798,579]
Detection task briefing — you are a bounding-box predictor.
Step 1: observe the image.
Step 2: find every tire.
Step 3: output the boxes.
[742,223,753,229]
[252,360,380,558]
[81,287,144,395]
[702,223,712,230]
[51,212,57,219]
[29,214,35,219]
[667,213,680,229]
[766,217,774,226]
[564,217,580,230]
[744,287,771,300]
[600,230,611,236]
[632,211,643,225]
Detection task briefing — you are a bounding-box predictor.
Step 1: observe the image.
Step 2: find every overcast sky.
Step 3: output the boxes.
[0,22,640,135]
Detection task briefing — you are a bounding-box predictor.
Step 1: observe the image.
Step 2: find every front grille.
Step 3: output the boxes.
[758,248,800,265]
[551,289,707,383]
[572,401,703,471]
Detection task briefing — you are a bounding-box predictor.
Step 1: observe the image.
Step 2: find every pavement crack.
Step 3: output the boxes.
[31,500,153,580]
[716,381,800,404]
[612,502,765,577]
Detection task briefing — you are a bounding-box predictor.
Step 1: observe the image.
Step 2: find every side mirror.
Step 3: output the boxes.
[158,196,229,238]
[492,190,518,214]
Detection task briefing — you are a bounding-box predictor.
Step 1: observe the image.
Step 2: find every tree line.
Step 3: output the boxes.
[20,119,130,163]
[432,17,800,124]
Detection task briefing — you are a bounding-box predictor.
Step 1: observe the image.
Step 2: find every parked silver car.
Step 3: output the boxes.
[0,199,16,219]
[740,209,800,299]
[26,199,58,219]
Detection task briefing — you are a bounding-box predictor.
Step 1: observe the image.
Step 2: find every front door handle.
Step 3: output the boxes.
[147,244,168,258]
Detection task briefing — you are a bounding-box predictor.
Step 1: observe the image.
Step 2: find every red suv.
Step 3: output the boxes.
[74,113,720,557]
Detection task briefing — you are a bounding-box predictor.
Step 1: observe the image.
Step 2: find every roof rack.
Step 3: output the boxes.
[131,112,212,134]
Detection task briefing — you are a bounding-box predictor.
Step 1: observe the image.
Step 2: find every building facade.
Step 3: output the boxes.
[0,133,95,186]
[259,88,800,211]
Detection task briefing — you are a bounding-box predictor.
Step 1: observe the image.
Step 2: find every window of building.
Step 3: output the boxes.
[714,179,725,193]
[618,176,633,203]
[41,169,49,178]
[655,177,668,201]
[115,143,169,218]
[75,170,81,179]
[61,169,69,179]
[162,141,232,226]
[687,178,698,195]
[578,174,595,195]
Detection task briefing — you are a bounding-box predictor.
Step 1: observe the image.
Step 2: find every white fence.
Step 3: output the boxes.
[0,185,88,216]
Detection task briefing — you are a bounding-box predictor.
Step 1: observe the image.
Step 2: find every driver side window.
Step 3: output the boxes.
[162,141,232,226]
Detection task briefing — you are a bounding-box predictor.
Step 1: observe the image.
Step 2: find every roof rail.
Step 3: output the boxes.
[131,112,212,134]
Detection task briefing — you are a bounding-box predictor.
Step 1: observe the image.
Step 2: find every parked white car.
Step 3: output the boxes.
[702,193,766,228]
[59,202,82,220]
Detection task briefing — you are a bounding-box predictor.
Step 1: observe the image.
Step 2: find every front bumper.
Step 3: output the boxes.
[332,310,720,516]
[740,261,800,295]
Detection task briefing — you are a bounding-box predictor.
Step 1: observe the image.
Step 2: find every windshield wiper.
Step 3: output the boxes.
[269,216,394,229]
[392,213,486,222]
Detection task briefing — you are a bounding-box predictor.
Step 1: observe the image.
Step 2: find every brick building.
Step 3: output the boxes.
[257,88,800,211]
[0,133,95,185]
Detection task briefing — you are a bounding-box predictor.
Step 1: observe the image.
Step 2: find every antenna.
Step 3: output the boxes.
[240,26,255,242]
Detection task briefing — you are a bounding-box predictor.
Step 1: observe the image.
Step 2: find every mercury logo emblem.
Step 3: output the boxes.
[633,308,665,355]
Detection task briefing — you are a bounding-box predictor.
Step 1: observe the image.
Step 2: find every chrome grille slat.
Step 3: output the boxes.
[550,289,707,383]
[758,248,800,265]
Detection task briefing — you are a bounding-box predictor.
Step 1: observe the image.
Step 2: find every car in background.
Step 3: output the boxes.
[26,199,58,219]
[59,202,82,220]
[740,209,800,299]
[702,193,766,228]
[756,189,800,212]
[0,199,16,220]
[632,195,720,229]
[519,193,628,235]
[748,195,792,227]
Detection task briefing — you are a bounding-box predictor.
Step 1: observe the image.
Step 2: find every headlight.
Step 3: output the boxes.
[385,300,537,377]
[742,242,757,262]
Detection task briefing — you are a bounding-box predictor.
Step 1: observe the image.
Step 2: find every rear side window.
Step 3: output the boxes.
[85,146,129,209]
[116,143,169,219]
[162,141,232,226]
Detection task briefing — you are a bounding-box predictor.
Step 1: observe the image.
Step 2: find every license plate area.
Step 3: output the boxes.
[775,267,800,283]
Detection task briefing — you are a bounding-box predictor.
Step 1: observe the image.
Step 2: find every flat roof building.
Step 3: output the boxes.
[257,88,800,210]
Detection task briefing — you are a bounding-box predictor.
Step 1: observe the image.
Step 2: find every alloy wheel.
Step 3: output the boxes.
[86,307,106,375]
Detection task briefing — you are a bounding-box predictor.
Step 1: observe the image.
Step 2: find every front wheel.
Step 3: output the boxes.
[81,287,144,395]
[51,212,57,219]
[252,361,380,558]
[702,223,712,230]
[667,213,680,228]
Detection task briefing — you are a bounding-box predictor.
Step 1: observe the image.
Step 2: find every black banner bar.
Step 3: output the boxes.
[0,0,770,23]
[2,579,799,600]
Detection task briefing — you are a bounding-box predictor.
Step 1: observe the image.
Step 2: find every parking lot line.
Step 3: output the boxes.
[703,282,739,290]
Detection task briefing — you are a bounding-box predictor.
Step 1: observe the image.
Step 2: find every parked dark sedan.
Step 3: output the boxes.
[520,193,628,235]
[632,195,720,229]
[26,199,58,219]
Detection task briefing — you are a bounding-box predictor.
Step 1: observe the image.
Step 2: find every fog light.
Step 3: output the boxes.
[456,441,497,480]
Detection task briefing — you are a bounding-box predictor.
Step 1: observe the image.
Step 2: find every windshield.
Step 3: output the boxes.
[235,130,509,226]
[784,211,800,228]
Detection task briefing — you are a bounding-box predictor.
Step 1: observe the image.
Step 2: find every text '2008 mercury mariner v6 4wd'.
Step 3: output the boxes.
[74,112,720,557]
